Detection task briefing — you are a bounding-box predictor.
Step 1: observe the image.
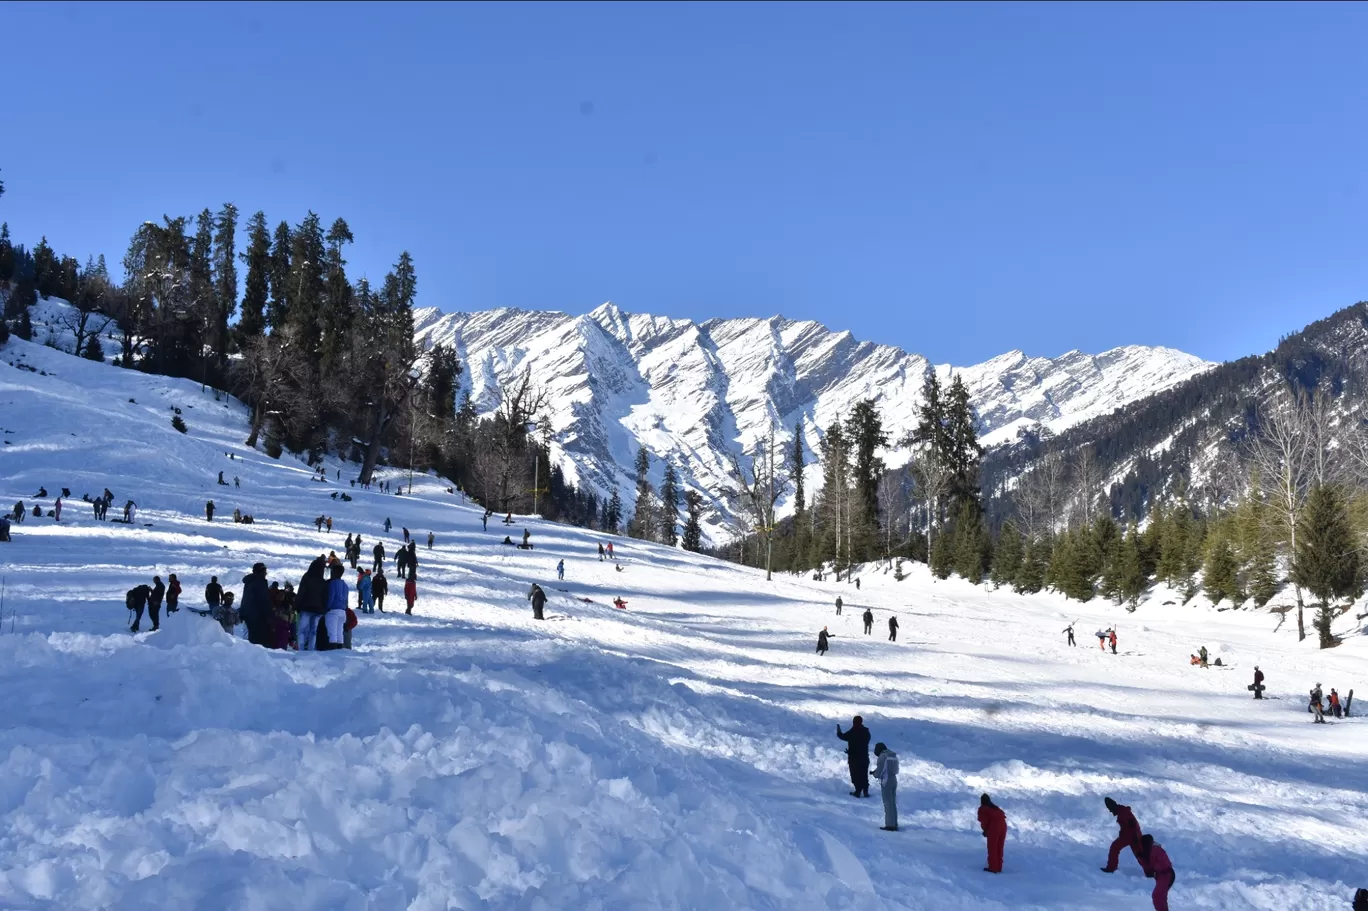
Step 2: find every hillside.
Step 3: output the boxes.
[413,303,1210,539]
[2,336,1366,909]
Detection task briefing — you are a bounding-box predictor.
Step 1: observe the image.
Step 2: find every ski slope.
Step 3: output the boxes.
[1,336,1366,911]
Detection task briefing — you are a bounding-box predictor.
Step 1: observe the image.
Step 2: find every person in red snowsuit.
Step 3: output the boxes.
[1140,834,1174,910]
[1101,796,1144,872]
[977,793,1007,873]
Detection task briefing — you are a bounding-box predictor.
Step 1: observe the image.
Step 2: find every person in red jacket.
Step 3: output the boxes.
[977,793,1007,873]
[1101,796,1144,873]
[404,573,417,615]
[1139,834,1174,911]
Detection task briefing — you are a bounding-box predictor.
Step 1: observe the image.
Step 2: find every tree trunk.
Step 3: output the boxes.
[358,398,391,485]
[245,401,264,449]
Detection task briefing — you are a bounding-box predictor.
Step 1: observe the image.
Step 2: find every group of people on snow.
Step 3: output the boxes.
[817,600,898,653]
[125,574,180,632]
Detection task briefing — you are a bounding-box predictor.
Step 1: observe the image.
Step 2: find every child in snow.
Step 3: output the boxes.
[557,559,565,580]
[873,743,898,831]
[404,573,417,615]
[978,794,1007,873]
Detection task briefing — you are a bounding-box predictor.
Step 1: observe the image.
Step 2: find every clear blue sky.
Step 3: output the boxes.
[2,2,1366,365]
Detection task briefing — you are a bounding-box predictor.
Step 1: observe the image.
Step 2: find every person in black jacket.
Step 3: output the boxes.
[373,569,389,612]
[888,615,899,642]
[837,716,872,797]
[373,541,385,572]
[817,627,831,655]
[127,584,151,633]
[205,576,223,609]
[407,541,418,577]
[863,608,874,635]
[147,576,166,631]
[295,556,329,651]
[528,583,547,620]
[240,562,273,647]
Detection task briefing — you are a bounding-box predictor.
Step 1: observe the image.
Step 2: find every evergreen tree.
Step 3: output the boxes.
[1156,502,1191,587]
[929,526,954,579]
[1113,521,1147,608]
[0,223,13,283]
[791,424,806,516]
[237,211,270,343]
[952,502,990,583]
[991,521,1023,586]
[83,332,104,361]
[319,217,355,376]
[627,448,656,539]
[288,212,327,360]
[267,220,292,331]
[1051,528,1095,601]
[944,374,983,515]
[658,461,680,546]
[846,399,888,534]
[682,490,704,552]
[1294,484,1361,648]
[212,203,238,365]
[1203,532,1241,606]
[605,490,623,534]
[1014,538,1047,594]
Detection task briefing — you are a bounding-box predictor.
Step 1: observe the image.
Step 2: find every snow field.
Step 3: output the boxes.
[2,336,1367,910]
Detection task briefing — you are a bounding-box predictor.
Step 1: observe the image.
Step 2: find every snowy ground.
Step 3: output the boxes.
[2,336,1367,910]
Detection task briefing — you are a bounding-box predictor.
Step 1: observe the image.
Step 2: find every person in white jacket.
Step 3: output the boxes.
[873,742,899,831]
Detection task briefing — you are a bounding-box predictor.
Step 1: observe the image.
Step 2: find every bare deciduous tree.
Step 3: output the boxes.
[1015,450,1066,540]
[728,429,788,581]
[908,447,951,562]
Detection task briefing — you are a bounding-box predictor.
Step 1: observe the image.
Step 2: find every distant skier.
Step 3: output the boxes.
[873,742,898,831]
[1100,796,1145,873]
[836,716,871,797]
[1109,629,1118,655]
[607,542,614,559]
[205,575,223,609]
[126,584,151,633]
[528,583,547,620]
[816,626,831,656]
[404,573,417,615]
[1140,834,1174,911]
[205,500,215,521]
[863,608,874,635]
[373,569,388,612]
[978,794,1007,873]
[835,596,843,616]
[1251,666,1265,699]
[1063,623,1076,646]
[888,615,899,642]
[557,559,565,581]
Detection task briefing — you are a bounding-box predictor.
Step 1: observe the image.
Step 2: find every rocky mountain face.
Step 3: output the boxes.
[414,303,1212,541]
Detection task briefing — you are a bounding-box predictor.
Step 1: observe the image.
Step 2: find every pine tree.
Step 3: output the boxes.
[627,448,657,540]
[659,461,680,546]
[267,220,292,331]
[83,332,104,361]
[237,211,270,343]
[605,490,623,534]
[944,374,983,516]
[1203,532,1240,606]
[846,400,888,546]
[1052,528,1095,601]
[929,526,954,579]
[212,203,238,366]
[1294,484,1360,648]
[682,490,704,552]
[791,424,806,516]
[991,521,1023,586]
[1014,538,1047,594]
[952,502,989,583]
[1113,521,1147,608]
[319,217,355,377]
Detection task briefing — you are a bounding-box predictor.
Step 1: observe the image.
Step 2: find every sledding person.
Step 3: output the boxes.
[528,583,547,620]
[373,541,385,572]
[1063,623,1076,646]
[522,529,531,548]
[404,573,417,615]
[240,563,273,647]
[206,500,215,521]
[218,471,226,485]
[863,608,874,635]
[1100,796,1145,873]
[1139,834,1175,911]
[233,507,242,523]
[323,561,349,651]
[836,716,871,797]
[373,569,388,612]
[978,794,1008,873]
[295,556,328,651]
[166,574,181,613]
[888,615,899,642]
[205,575,223,609]
[1252,666,1265,699]
[126,584,151,633]
[836,596,843,616]
[1109,629,1118,654]
[613,597,628,610]
[817,626,831,655]
[873,742,899,831]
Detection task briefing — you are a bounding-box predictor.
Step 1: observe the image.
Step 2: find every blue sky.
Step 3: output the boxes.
[2,1,1366,365]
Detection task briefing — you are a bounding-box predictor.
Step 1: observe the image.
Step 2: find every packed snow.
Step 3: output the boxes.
[1,336,1364,910]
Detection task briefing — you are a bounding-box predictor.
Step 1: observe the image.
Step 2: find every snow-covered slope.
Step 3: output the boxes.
[2,336,1364,910]
[414,304,1211,538]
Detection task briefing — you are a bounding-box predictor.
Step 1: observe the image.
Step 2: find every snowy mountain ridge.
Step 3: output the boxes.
[413,303,1212,537]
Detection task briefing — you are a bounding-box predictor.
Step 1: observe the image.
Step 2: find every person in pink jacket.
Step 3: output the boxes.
[1140,834,1174,911]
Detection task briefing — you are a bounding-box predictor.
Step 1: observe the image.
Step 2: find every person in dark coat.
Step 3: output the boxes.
[1252,666,1265,699]
[1101,796,1145,873]
[407,541,418,576]
[888,615,899,642]
[978,794,1008,873]
[427,531,434,549]
[206,500,215,521]
[166,574,182,613]
[295,556,329,651]
[1063,623,1076,646]
[127,584,151,632]
[529,583,547,620]
[240,562,273,647]
[1353,887,1368,911]
[205,576,223,609]
[373,569,388,612]
[835,596,843,615]
[373,541,385,572]
[836,716,871,797]
[863,608,874,635]
[396,546,409,579]
[147,576,165,631]
[817,626,831,655]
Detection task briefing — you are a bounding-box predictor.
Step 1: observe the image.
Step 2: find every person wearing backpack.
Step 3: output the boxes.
[126,584,151,633]
[873,742,899,831]
[295,556,329,651]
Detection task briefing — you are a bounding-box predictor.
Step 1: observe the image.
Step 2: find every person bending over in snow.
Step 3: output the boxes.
[873,743,898,831]
[836,716,871,798]
[1140,834,1174,911]
[978,794,1007,873]
[126,584,151,633]
[816,626,831,655]
[1095,629,1107,650]
[1100,796,1145,873]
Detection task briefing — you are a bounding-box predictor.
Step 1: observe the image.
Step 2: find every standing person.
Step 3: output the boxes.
[404,573,417,615]
[597,542,605,561]
[204,575,223,610]
[1311,686,1326,723]
[54,496,62,522]
[873,743,899,831]
[147,576,166,631]
[1100,796,1145,873]
[315,516,324,532]
[273,582,295,649]
[1198,645,1208,667]
[522,529,531,548]
[482,512,490,532]
[323,562,349,650]
[373,541,385,572]
[1109,629,1118,654]
[1329,688,1343,718]
[557,559,565,581]
[325,516,332,532]
[816,626,831,656]
[1251,666,1265,699]
[384,517,392,533]
[344,533,355,566]
[407,541,418,576]
[206,500,215,521]
[166,574,182,613]
[607,541,614,560]
[126,584,151,633]
[978,794,1008,873]
[395,545,408,579]
[863,608,874,635]
[836,716,871,798]
[240,563,273,647]
[295,556,328,651]
[835,596,843,616]
[888,615,899,642]
[528,583,547,620]
[373,569,388,612]
[403,527,410,544]
[358,569,374,614]
[1139,835,1175,911]
[427,531,434,549]
[1063,623,1076,646]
